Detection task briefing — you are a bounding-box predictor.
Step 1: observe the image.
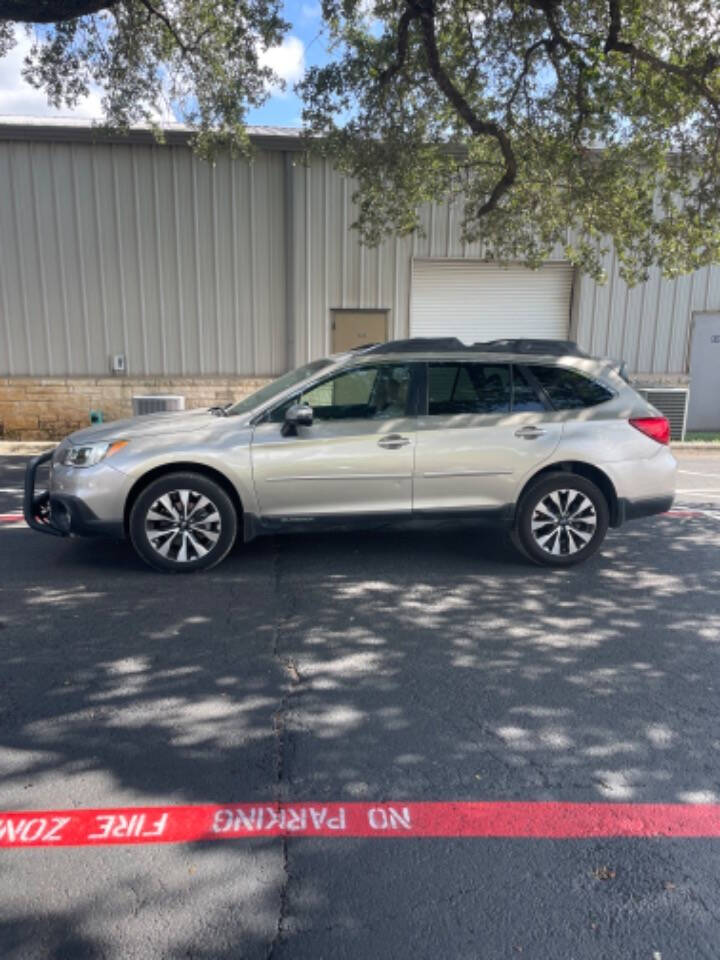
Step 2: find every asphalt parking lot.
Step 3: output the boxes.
[1,450,720,959]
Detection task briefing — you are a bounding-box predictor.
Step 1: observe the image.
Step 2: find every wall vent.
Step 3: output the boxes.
[132,395,186,416]
[637,388,688,441]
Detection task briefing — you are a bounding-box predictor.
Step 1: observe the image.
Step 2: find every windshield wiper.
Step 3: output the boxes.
[208,405,229,417]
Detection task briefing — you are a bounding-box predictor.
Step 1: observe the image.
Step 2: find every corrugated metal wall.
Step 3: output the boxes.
[291,155,720,373]
[573,253,720,374]
[1,132,719,377]
[289,158,572,364]
[289,157,412,362]
[0,139,288,376]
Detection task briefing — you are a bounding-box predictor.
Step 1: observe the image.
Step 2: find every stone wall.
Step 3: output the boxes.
[0,377,271,440]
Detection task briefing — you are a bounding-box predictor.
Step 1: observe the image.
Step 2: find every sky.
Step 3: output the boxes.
[247,0,330,127]
[0,0,331,128]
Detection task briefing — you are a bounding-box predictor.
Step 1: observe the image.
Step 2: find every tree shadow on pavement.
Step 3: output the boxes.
[1,514,719,958]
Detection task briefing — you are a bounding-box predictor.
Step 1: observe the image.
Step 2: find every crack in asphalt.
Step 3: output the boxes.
[267,537,302,960]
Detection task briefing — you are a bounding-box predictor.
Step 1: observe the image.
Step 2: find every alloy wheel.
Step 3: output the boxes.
[144,489,222,563]
[530,488,597,557]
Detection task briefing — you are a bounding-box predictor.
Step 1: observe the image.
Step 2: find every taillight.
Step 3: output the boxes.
[629,417,670,445]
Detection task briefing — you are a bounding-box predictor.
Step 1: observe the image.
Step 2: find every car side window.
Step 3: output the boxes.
[428,363,510,415]
[530,366,614,409]
[512,366,547,412]
[270,364,412,422]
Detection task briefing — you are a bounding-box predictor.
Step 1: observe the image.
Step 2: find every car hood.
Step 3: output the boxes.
[67,408,247,444]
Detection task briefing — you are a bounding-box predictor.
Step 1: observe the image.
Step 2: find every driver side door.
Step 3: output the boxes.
[250,363,419,518]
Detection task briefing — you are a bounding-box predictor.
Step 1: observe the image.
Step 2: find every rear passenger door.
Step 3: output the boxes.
[412,362,562,513]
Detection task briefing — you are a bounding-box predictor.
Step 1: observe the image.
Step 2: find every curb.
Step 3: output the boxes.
[672,443,720,450]
[0,441,58,455]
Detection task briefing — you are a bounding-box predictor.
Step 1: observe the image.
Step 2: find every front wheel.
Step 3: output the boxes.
[129,472,238,572]
[514,473,609,567]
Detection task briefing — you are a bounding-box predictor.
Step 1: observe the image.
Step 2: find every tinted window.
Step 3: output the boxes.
[428,363,510,415]
[271,364,411,422]
[512,367,547,412]
[531,366,613,409]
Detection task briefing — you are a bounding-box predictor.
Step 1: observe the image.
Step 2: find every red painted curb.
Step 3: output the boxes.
[3,801,720,848]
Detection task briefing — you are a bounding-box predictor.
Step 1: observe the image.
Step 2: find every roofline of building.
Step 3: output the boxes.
[0,116,307,151]
[0,116,605,162]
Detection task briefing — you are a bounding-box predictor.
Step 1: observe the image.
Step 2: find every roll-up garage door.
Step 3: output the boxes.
[410,260,573,343]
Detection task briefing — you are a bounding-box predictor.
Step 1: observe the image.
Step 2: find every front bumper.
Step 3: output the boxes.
[24,450,66,537]
[24,450,125,539]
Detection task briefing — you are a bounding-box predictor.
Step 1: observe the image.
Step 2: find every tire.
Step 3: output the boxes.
[514,472,609,567]
[509,526,531,562]
[129,472,238,573]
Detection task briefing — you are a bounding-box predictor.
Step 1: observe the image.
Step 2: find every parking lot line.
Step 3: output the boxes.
[0,513,25,526]
[3,801,720,848]
[678,470,720,479]
[676,489,720,494]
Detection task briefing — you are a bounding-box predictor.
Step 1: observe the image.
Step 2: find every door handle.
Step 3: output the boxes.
[378,434,410,449]
[515,426,546,439]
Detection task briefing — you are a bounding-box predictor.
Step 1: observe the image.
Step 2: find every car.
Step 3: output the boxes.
[24,338,676,572]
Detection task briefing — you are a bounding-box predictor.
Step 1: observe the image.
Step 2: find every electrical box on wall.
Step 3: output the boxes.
[111,354,127,375]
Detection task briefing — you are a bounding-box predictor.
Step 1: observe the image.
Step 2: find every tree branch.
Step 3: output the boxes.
[378,7,416,85]
[137,0,189,54]
[604,0,719,109]
[506,36,554,116]
[0,0,116,22]
[526,0,574,56]
[416,0,516,216]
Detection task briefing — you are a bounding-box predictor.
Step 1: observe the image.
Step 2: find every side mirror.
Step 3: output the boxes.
[282,402,313,436]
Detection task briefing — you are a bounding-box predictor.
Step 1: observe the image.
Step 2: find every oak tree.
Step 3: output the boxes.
[2,1,718,280]
[301,0,720,281]
[0,0,288,153]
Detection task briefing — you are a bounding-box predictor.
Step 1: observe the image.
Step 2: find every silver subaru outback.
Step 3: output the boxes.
[25,338,676,572]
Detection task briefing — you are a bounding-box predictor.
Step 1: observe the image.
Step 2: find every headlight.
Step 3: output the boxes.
[60,440,128,468]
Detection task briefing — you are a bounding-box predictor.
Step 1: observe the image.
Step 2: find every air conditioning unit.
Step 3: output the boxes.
[132,395,186,416]
[637,388,688,441]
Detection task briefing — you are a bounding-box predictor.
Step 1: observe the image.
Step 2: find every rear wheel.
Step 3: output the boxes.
[129,472,237,572]
[515,472,609,567]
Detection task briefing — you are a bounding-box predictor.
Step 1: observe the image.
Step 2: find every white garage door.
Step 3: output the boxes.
[410,260,573,343]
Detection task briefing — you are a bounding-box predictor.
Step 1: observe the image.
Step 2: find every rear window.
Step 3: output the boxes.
[428,363,511,415]
[530,366,613,409]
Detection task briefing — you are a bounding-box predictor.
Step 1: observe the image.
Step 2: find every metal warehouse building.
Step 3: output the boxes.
[0,117,718,439]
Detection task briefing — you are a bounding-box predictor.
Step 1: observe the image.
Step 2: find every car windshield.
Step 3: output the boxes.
[225,359,334,416]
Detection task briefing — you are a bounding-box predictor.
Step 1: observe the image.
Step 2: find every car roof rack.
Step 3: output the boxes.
[474,338,589,357]
[359,337,589,357]
[363,337,468,354]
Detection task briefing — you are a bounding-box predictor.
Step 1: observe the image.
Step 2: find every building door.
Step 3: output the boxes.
[331,310,388,352]
[410,260,573,343]
[687,313,720,431]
